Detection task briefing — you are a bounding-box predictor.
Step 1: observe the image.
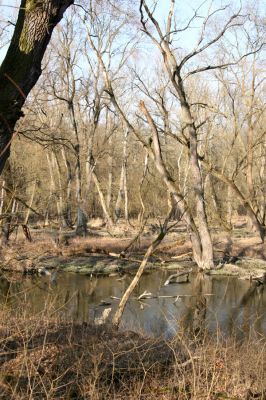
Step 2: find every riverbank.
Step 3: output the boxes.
[0,219,266,280]
[0,310,265,400]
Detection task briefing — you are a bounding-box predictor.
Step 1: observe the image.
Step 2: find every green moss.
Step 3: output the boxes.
[19,26,32,54]
[25,0,38,12]
[18,0,42,53]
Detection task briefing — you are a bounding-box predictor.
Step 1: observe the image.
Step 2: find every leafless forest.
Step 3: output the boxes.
[0,1,265,257]
[0,1,265,398]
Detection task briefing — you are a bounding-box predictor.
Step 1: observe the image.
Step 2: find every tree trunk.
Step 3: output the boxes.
[61,147,73,227]
[115,130,129,221]
[259,141,266,225]
[168,130,265,241]
[106,131,113,212]
[24,180,36,225]
[46,152,61,220]
[0,0,73,174]
[92,171,114,228]
[139,101,210,269]
[0,180,5,216]
[106,154,113,212]
[227,185,233,229]
[54,151,70,228]
[178,80,214,269]
[138,149,149,225]
[1,162,13,244]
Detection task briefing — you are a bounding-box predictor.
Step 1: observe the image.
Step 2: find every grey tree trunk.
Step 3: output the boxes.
[61,147,73,227]
[115,130,129,222]
[24,180,36,225]
[138,149,149,225]
[0,180,5,216]
[46,152,61,221]
[106,153,113,212]
[92,171,114,228]
[177,81,214,269]
[139,101,208,269]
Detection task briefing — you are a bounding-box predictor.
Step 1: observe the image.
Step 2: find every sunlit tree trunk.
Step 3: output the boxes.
[46,152,61,221]
[106,153,113,212]
[115,130,129,222]
[0,180,5,216]
[24,179,36,225]
[92,171,114,228]
[61,147,73,227]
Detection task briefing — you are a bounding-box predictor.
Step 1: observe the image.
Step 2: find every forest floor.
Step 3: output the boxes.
[0,311,265,400]
[0,217,266,280]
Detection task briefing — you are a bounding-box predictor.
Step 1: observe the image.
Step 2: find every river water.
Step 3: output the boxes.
[0,270,265,338]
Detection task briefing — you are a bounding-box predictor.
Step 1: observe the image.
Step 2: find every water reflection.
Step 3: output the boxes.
[0,270,265,338]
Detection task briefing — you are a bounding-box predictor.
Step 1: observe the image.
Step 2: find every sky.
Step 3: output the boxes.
[0,0,20,62]
[0,0,259,69]
[0,0,236,62]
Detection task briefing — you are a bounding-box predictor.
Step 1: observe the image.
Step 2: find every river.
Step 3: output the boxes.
[0,270,265,338]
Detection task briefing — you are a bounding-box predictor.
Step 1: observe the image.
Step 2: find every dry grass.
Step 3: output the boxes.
[0,299,265,400]
[1,217,266,275]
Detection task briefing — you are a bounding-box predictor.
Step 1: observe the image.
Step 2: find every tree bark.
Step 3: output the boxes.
[0,0,73,174]
[173,74,214,269]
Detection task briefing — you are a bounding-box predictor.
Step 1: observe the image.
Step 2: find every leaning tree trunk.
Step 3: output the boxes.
[0,0,73,174]
[139,101,210,269]
[92,171,114,228]
[112,217,170,329]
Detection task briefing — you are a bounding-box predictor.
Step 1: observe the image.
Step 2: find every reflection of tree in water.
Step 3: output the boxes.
[0,272,265,337]
[232,282,265,337]
[0,276,31,309]
[180,273,211,338]
[208,276,265,337]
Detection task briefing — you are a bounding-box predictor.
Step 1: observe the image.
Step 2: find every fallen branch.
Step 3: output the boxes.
[108,252,143,264]
[164,269,193,286]
[112,210,176,329]
[137,290,156,300]
[171,252,192,259]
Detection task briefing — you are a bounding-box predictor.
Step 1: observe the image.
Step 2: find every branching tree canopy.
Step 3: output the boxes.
[0,0,73,174]
[0,0,265,260]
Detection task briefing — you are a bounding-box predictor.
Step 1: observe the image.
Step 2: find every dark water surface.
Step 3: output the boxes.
[0,270,265,338]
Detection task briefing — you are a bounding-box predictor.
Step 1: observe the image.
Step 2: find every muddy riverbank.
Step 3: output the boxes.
[1,224,266,282]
